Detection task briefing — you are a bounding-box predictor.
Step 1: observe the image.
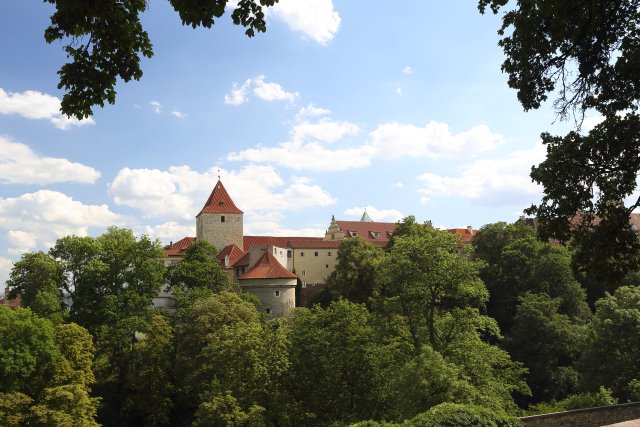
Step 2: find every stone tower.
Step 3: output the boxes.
[196,179,244,252]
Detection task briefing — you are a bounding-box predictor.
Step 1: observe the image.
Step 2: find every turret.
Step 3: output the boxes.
[196,179,243,252]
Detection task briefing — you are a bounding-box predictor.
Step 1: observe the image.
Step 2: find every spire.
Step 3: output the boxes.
[197,179,243,216]
[360,208,373,222]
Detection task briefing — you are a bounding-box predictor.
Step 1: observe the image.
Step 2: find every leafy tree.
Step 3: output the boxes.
[406,403,520,427]
[123,315,175,427]
[288,300,404,425]
[44,0,279,119]
[0,306,99,426]
[166,239,230,311]
[377,226,487,353]
[6,251,64,323]
[579,286,640,400]
[473,224,590,334]
[174,292,289,426]
[192,393,265,427]
[478,0,640,283]
[529,386,617,414]
[506,293,588,403]
[327,237,384,307]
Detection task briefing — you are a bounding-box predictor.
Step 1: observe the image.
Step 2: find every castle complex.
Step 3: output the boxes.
[160,179,478,317]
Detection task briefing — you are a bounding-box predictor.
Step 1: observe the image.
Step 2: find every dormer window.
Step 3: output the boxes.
[371,231,380,238]
[350,231,357,237]
[221,215,225,223]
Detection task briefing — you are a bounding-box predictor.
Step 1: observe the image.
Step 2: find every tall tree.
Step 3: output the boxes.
[6,251,64,323]
[377,226,487,353]
[326,237,384,307]
[579,285,640,400]
[478,0,640,283]
[44,0,279,119]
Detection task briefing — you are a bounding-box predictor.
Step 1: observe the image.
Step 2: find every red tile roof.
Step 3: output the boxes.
[239,251,297,280]
[233,251,251,267]
[334,220,397,243]
[216,244,246,269]
[243,236,291,251]
[288,237,340,249]
[164,237,195,257]
[448,227,477,243]
[197,180,243,216]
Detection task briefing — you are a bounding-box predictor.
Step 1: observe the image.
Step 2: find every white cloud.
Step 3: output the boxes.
[0,136,101,184]
[391,182,404,188]
[224,76,299,105]
[142,221,195,242]
[0,257,13,290]
[582,115,604,132]
[369,121,502,160]
[0,88,95,130]
[417,143,546,208]
[171,110,186,119]
[403,66,413,74]
[108,164,335,228]
[296,103,331,120]
[270,0,341,45]
[395,87,403,96]
[150,100,162,113]
[0,190,123,257]
[6,230,37,256]
[344,206,403,223]
[229,112,504,171]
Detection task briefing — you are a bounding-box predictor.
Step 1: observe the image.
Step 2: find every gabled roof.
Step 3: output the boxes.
[164,237,196,257]
[239,251,297,280]
[334,220,397,243]
[216,244,246,268]
[197,180,243,216]
[448,227,477,244]
[233,251,251,267]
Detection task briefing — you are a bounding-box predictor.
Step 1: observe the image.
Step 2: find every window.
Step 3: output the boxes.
[265,308,271,314]
[371,231,380,238]
[301,270,306,276]
[314,251,319,256]
[327,251,332,256]
[350,231,357,237]
[331,233,335,239]
[273,248,277,254]
[326,264,329,268]
[301,282,307,288]
[287,250,292,258]
[221,215,225,223]
[300,252,305,257]
[275,290,280,297]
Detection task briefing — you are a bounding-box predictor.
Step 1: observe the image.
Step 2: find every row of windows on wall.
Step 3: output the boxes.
[300,251,333,257]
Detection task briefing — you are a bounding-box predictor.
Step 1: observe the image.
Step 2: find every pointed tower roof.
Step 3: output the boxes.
[360,209,373,222]
[239,251,297,280]
[197,179,243,216]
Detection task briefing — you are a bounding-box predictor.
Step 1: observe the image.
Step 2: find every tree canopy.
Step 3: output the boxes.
[478,0,640,282]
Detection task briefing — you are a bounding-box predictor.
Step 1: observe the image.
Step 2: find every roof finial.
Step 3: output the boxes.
[217,169,221,181]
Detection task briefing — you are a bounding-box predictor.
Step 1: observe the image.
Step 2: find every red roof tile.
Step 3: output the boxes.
[243,236,291,251]
[233,251,251,267]
[239,251,297,280]
[448,227,477,243]
[197,180,243,216]
[164,236,195,257]
[288,237,340,249]
[216,244,246,269]
[334,220,397,243]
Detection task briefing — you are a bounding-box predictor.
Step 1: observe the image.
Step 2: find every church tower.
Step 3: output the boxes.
[196,179,244,252]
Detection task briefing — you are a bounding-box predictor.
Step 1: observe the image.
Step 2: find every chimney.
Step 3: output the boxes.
[466,225,473,234]
[224,255,230,268]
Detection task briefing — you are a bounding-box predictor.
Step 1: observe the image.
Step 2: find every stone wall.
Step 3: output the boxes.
[520,402,640,427]
[196,212,243,252]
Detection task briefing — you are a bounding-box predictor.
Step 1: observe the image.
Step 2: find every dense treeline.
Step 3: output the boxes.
[2,221,640,426]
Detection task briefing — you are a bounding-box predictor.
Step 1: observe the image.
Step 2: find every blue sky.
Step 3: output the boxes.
[0,1,600,284]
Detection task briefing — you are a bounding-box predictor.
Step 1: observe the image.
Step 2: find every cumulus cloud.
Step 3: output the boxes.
[403,66,413,74]
[369,121,502,159]
[296,103,331,120]
[395,87,403,96]
[171,110,186,119]
[0,190,123,257]
[150,100,162,113]
[417,143,546,208]
[229,107,504,172]
[0,88,95,130]
[0,136,101,185]
[108,164,336,242]
[270,0,341,45]
[343,206,403,223]
[224,76,299,105]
